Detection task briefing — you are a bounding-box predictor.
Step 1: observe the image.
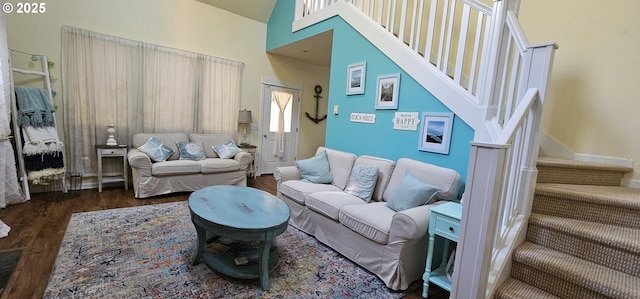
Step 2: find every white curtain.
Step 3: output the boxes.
[271,90,292,158]
[0,9,26,209]
[62,26,244,174]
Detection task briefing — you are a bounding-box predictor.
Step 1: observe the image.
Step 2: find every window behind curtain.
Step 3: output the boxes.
[61,26,244,175]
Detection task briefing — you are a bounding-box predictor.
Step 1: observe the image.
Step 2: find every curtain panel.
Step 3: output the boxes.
[0,11,26,208]
[61,26,244,175]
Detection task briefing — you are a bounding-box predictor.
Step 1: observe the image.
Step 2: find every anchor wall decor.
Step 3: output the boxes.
[306,85,328,124]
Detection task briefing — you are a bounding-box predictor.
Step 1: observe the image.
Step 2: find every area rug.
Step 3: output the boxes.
[44,201,412,298]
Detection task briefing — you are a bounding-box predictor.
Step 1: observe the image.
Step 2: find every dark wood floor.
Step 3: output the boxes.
[0,175,447,299]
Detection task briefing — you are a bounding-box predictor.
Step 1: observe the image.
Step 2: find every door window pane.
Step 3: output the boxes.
[269,92,292,133]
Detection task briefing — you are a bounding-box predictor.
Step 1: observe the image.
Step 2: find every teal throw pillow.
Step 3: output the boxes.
[212,140,241,159]
[177,141,206,161]
[296,150,333,184]
[386,171,440,212]
[137,137,175,162]
[344,165,379,202]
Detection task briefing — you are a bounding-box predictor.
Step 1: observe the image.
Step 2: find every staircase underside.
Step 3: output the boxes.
[494,159,640,299]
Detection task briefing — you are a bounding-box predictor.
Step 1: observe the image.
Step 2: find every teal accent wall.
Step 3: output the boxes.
[268,0,474,181]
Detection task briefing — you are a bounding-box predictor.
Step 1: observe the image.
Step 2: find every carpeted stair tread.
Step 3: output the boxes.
[536,158,631,186]
[512,242,640,298]
[529,213,640,253]
[537,157,632,173]
[536,183,640,210]
[528,213,640,276]
[493,278,560,299]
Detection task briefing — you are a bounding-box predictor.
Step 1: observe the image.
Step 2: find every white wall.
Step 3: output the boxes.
[519,0,640,184]
[6,0,328,163]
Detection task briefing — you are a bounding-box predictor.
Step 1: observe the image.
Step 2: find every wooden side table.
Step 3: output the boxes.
[239,144,257,178]
[422,202,462,298]
[96,145,129,192]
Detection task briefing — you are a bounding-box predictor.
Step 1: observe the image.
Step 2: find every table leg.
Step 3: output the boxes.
[258,238,273,291]
[97,151,103,192]
[192,223,206,266]
[422,234,436,298]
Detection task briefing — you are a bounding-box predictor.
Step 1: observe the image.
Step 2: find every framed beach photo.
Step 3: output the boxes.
[375,73,400,109]
[419,112,454,154]
[346,62,366,95]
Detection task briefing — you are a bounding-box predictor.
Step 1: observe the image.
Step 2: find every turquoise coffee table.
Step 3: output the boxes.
[189,185,290,291]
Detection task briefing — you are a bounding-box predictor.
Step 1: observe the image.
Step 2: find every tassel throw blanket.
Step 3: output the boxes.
[15,86,56,128]
[15,86,65,183]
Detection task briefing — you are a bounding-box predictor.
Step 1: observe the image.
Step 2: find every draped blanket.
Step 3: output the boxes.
[15,86,56,128]
[15,86,64,183]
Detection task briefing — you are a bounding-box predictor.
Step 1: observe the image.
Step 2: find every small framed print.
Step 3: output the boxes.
[346,62,366,95]
[375,73,400,109]
[419,112,454,154]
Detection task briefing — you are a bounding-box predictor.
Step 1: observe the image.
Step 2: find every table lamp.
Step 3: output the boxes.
[238,109,252,145]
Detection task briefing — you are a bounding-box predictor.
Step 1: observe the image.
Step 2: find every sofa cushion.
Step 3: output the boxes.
[138,137,175,162]
[212,140,241,159]
[306,191,367,220]
[344,165,379,202]
[177,141,206,161]
[189,133,235,158]
[296,150,333,184]
[200,158,241,174]
[386,171,440,212]
[151,159,201,176]
[339,202,395,244]
[279,180,343,205]
[317,147,357,190]
[383,158,463,202]
[353,156,395,202]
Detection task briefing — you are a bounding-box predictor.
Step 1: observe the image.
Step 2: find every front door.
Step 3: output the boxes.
[259,84,300,174]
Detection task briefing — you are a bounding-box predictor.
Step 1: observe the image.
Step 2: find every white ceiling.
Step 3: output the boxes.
[196,0,277,23]
[198,0,333,67]
[268,30,333,67]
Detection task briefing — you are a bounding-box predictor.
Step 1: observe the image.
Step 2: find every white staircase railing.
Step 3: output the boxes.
[453,11,557,297]
[293,1,557,298]
[298,0,494,107]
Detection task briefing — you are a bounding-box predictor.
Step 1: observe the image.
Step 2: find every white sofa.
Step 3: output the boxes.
[274,147,464,291]
[128,133,253,198]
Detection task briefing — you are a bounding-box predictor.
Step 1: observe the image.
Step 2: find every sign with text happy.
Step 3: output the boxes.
[393,112,420,131]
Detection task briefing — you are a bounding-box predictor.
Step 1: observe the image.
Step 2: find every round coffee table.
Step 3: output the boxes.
[189,185,290,291]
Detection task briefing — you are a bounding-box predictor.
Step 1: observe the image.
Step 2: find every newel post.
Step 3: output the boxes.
[450,142,507,299]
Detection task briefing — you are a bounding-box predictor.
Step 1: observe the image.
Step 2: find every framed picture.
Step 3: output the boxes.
[346,62,366,95]
[375,73,400,109]
[419,112,454,154]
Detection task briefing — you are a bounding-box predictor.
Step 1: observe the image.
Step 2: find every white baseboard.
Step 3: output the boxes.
[573,153,634,169]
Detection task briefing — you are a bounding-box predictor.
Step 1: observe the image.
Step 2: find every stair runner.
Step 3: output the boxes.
[494,158,640,299]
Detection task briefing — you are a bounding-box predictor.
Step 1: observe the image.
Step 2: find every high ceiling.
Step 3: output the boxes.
[198,0,332,67]
[196,0,277,23]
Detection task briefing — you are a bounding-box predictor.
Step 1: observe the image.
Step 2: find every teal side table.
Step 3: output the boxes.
[422,201,462,298]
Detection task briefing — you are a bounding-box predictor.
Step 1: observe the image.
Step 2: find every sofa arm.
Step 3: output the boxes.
[234,151,253,170]
[389,201,447,241]
[274,166,301,185]
[127,149,152,175]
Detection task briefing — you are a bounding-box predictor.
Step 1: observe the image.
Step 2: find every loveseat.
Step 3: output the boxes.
[128,133,253,198]
[274,147,464,291]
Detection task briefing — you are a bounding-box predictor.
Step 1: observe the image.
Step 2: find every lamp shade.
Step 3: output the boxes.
[238,110,252,124]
